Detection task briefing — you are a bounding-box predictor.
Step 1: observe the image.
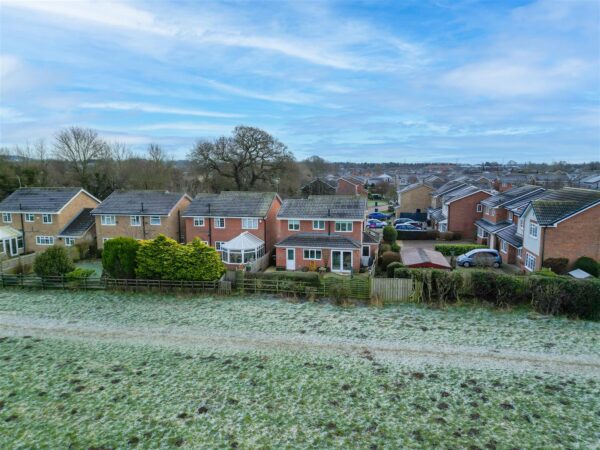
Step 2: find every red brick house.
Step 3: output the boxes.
[182,191,281,268]
[429,185,491,238]
[274,195,376,272]
[336,177,368,197]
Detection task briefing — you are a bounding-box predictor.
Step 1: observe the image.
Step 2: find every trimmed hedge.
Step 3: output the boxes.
[469,270,529,306]
[573,256,599,278]
[542,258,569,275]
[382,225,397,244]
[386,261,404,278]
[380,251,401,270]
[530,276,600,320]
[434,244,487,256]
[396,230,438,240]
[102,237,140,278]
[33,246,75,278]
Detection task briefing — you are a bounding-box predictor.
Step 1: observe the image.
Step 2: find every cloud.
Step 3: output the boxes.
[79,102,243,118]
[136,122,234,134]
[0,107,33,124]
[198,79,318,105]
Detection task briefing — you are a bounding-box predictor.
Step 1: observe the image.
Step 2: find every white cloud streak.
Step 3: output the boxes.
[79,102,243,118]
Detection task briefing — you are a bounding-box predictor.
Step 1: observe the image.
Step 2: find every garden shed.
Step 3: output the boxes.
[400,247,451,270]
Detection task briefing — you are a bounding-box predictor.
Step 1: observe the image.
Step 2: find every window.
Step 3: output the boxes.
[130,216,141,227]
[101,215,116,226]
[483,206,490,215]
[476,204,483,213]
[525,253,536,271]
[439,223,448,232]
[508,212,514,222]
[288,220,300,231]
[313,220,325,230]
[214,217,225,228]
[335,221,353,232]
[42,214,53,224]
[150,216,161,226]
[193,217,205,227]
[529,223,539,238]
[2,213,12,223]
[517,247,522,259]
[491,208,495,216]
[36,236,54,246]
[65,237,75,247]
[477,227,488,238]
[25,213,35,222]
[303,249,322,260]
[501,240,508,253]
[518,217,524,231]
[215,241,226,251]
[362,246,370,257]
[242,218,258,229]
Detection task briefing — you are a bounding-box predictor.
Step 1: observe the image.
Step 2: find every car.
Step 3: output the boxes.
[393,218,422,228]
[394,223,420,231]
[393,218,413,225]
[368,212,390,220]
[457,249,502,268]
[366,219,386,229]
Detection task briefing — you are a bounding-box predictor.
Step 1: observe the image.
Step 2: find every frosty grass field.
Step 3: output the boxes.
[1,290,599,448]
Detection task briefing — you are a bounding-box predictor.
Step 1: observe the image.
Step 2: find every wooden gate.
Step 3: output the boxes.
[370,278,413,303]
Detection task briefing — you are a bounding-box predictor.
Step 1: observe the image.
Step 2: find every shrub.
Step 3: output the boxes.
[65,268,95,281]
[410,269,463,304]
[180,239,227,281]
[378,243,391,256]
[438,231,461,241]
[469,270,528,306]
[380,251,400,270]
[33,246,75,278]
[529,276,600,320]
[386,261,404,278]
[536,267,558,277]
[390,242,400,252]
[434,244,487,256]
[573,256,599,277]
[382,225,397,244]
[542,258,569,275]
[328,282,351,307]
[102,237,140,278]
[393,267,411,278]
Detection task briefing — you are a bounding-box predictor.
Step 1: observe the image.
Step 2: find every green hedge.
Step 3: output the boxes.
[530,276,600,320]
[33,246,75,278]
[102,237,140,278]
[573,256,599,278]
[434,244,487,256]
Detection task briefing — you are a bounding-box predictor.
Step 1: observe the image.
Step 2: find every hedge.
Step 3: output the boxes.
[434,244,487,256]
[573,256,599,278]
[529,276,600,320]
[382,225,397,244]
[386,261,403,278]
[396,230,438,240]
[542,258,569,275]
[33,246,75,278]
[380,251,401,270]
[102,237,140,278]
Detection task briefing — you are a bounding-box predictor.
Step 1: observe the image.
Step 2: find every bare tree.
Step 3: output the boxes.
[189,126,294,191]
[147,143,166,164]
[54,127,108,188]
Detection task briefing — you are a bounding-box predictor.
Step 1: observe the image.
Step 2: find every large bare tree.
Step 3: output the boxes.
[54,127,108,188]
[189,126,294,191]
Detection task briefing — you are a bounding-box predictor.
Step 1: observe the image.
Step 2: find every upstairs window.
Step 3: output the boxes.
[150,216,161,226]
[65,237,75,247]
[2,213,12,223]
[529,223,539,238]
[242,218,258,229]
[214,217,225,228]
[101,215,116,226]
[501,240,508,253]
[508,212,514,222]
[335,221,353,232]
[42,214,53,224]
[25,213,35,222]
[476,204,483,213]
[313,220,326,230]
[288,220,300,231]
[130,216,141,227]
[193,217,205,227]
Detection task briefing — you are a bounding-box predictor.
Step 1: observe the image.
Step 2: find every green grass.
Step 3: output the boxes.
[74,259,103,277]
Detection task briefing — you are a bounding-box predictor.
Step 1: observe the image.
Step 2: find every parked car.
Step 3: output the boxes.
[393,218,422,228]
[366,219,386,229]
[368,212,391,220]
[395,223,420,231]
[457,249,502,268]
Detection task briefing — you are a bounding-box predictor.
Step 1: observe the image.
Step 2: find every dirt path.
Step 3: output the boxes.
[2,314,599,377]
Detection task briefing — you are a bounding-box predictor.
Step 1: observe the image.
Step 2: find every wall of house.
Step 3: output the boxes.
[336,179,367,197]
[482,206,508,224]
[264,197,282,252]
[446,191,490,239]
[397,185,432,215]
[277,219,363,244]
[543,204,600,269]
[185,217,266,247]
[499,240,517,264]
[275,247,361,271]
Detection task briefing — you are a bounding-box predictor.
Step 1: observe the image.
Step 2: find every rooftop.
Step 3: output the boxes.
[58,208,95,237]
[275,232,361,249]
[92,190,188,216]
[481,185,544,208]
[278,195,366,220]
[183,191,278,218]
[529,187,600,226]
[0,187,90,213]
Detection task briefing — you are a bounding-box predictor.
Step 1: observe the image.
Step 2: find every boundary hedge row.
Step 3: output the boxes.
[434,244,487,256]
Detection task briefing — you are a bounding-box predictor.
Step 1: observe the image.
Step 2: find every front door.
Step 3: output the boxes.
[286,248,295,270]
[331,250,352,272]
[9,238,17,256]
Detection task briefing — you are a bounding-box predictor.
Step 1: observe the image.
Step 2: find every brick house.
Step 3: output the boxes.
[519,187,600,272]
[336,177,368,197]
[0,187,100,256]
[396,182,434,217]
[91,190,191,249]
[274,195,377,272]
[429,185,491,238]
[182,191,281,268]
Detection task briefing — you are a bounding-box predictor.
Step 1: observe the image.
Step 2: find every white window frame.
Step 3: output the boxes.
[518,217,524,231]
[362,245,370,257]
[214,217,225,228]
[312,220,325,230]
[36,235,54,246]
[477,227,488,239]
[150,216,161,226]
[64,237,75,247]
[303,249,322,260]
[42,214,53,224]
[335,221,353,232]
[517,247,522,259]
[193,217,205,227]
[476,204,483,213]
[491,208,495,216]
[215,241,226,251]
[501,240,508,254]
[130,215,141,227]
[529,223,539,239]
[242,218,259,230]
[2,213,12,223]
[24,213,35,222]
[288,220,300,231]
[508,212,514,222]
[101,215,116,226]
[525,253,536,271]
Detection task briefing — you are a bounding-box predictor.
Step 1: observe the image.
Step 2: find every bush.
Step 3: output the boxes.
[328,282,351,307]
[390,242,400,252]
[33,246,75,278]
[529,276,600,320]
[393,267,411,278]
[542,258,569,275]
[380,251,400,270]
[382,225,397,244]
[65,268,95,281]
[396,230,438,240]
[410,269,464,304]
[378,243,391,256]
[386,261,404,278]
[102,237,140,278]
[573,256,599,277]
[434,244,487,256]
[536,267,558,277]
[469,270,528,306]
[438,231,461,241]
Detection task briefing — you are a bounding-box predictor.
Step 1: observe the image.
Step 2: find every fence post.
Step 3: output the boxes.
[62,275,65,290]
[0,273,4,288]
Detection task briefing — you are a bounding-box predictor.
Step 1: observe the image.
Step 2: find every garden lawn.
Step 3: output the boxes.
[1,290,599,449]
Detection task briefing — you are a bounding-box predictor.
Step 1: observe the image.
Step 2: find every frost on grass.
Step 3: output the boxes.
[0,336,598,449]
[0,290,598,356]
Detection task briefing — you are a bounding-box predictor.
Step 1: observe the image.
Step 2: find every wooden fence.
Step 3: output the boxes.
[370,278,414,303]
[0,253,36,273]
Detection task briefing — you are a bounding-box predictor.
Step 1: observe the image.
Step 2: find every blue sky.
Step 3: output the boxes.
[1,0,599,163]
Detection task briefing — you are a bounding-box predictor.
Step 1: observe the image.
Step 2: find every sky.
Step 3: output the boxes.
[0,0,599,163]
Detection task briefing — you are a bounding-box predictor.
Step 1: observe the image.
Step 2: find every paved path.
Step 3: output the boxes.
[2,314,599,377]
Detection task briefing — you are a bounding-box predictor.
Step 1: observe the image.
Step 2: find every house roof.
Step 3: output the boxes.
[400,247,451,269]
[0,226,22,240]
[58,208,95,237]
[362,231,380,245]
[529,187,600,226]
[496,224,523,248]
[432,180,467,197]
[0,187,93,213]
[182,191,278,218]
[278,195,366,220]
[222,231,264,251]
[481,185,544,208]
[475,219,512,234]
[429,208,446,222]
[443,185,487,204]
[398,182,432,195]
[92,190,188,216]
[275,233,361,249]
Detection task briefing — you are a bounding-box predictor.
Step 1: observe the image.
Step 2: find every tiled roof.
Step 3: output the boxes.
[429,208,446,222]
[530,188,600,226]
[278,195,366,220]
[496,224,523,248]
[432,181,467,197]
[362,231,380,244]
[401,247,451,269]
[443,185,486,203]
[398,182,432,194]
[504,189,547,215]
[0,187,86,213]
[275,232,361,249]
[481,185,544,208]
[475,219,512,233]
[58,208,95,237]
[92,190,188,216]
[183,191,278,218]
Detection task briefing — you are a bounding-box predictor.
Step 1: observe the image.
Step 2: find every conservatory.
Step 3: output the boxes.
[220,231,266,265]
